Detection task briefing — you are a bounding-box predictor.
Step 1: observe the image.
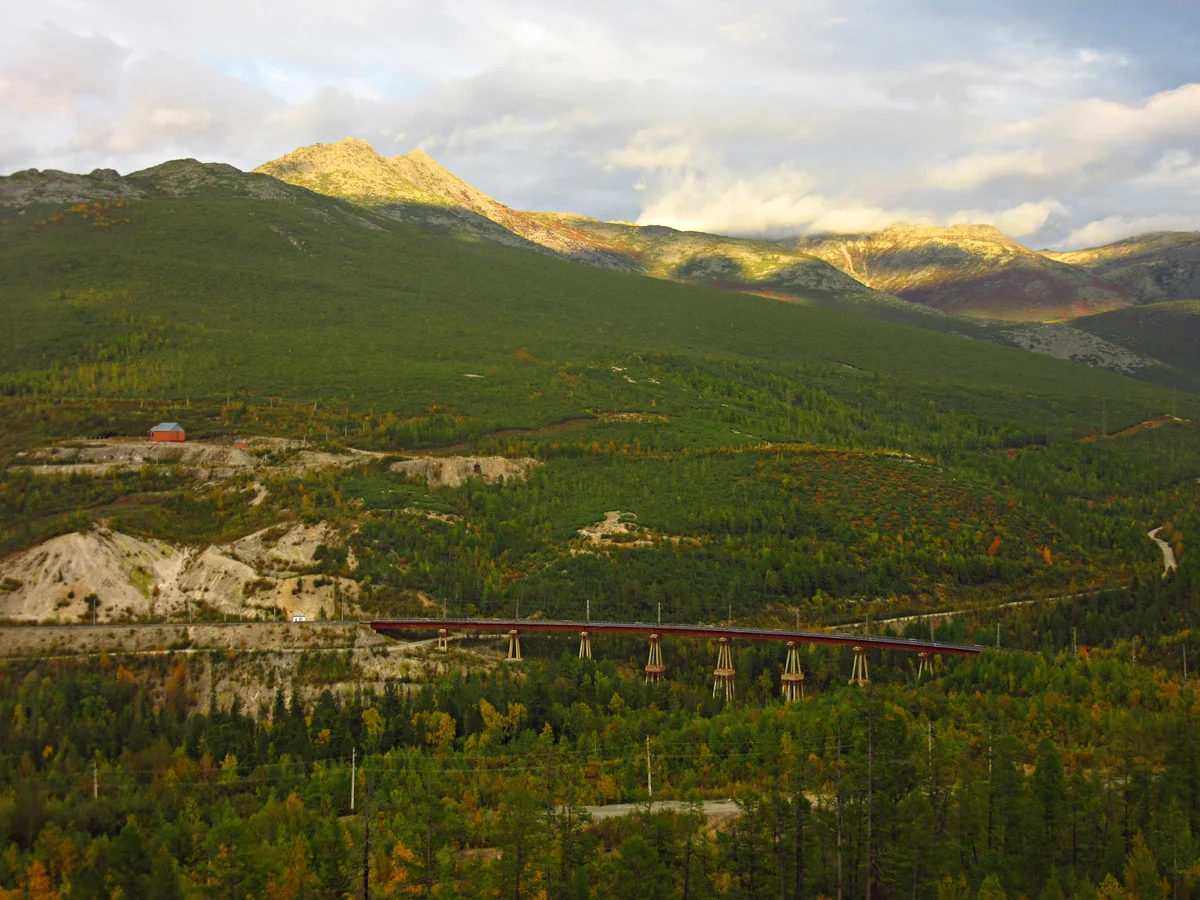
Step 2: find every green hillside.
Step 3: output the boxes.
[1071,300,1200,383]
[0,162,1178,446]
[1047,231,1200,302]
[2,159,1197,625]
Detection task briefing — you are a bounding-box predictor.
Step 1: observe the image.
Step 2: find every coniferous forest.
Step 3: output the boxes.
[0,163,1199,899]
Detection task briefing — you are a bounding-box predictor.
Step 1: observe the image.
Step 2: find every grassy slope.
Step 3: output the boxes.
[1,180,1198,618]
[251,143,1192,384]
[1071,300,1200,382]
[1046,231,1200,303]
[0,187,1170,431]
[790,225,1130,321]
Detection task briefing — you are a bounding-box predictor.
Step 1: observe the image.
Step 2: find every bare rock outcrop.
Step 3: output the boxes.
[791,224,1131,321]
[0,522,355,623]
[390,456,540,488]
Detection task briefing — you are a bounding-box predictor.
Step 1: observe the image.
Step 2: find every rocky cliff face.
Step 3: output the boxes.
[1044,232,1200,304]
[1,159,315,206]
[528,213,909,308]
[255,138,636,268]
[788,224,1131,321]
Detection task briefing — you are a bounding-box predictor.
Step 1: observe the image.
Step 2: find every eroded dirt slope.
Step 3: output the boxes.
[0,523,358,623]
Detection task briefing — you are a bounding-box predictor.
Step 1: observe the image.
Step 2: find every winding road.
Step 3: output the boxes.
[1149,527,1178,576]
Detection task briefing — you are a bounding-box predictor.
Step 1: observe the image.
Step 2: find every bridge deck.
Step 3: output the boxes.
[368,618,982,656]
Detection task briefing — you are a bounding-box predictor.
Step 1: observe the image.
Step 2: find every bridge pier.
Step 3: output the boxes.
[916,651,931,679]
[849,646,869,686]
[713,637,736,701]
[645,633,665,682]
[781,640,805,701]
[505,629,522,662]
[578,630,592,660]
[436,628,449,652]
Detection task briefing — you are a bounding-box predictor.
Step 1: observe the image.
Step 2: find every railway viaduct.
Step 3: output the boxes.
[369,618,983,701]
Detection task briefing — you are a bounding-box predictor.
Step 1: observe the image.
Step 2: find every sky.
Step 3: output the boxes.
[2,0,1199,249]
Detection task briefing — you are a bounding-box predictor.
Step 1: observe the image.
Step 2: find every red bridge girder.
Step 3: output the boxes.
[368,618,982,657]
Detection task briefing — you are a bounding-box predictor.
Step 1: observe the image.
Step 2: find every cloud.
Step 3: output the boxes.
[635,166,931,236]
[0,25,127,113]
[606,126,710,171]
[926,150,1051,191]
[1059,214,1200,250]
[2,0,1199,247]
[1135,150,1200,191]
[949,200,1068,237]
[925,83,1200,194]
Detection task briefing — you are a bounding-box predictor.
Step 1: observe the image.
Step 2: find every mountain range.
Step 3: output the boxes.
[1044,232,1200,303]
[253,138,1198,383]
[3,138,1198,387]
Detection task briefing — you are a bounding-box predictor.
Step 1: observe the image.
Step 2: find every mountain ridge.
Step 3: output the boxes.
[1044,232,1200,304]
[4,145,1197,385]
[788,224,1132,321]
[255,138,945,318]
[254,137,638,269]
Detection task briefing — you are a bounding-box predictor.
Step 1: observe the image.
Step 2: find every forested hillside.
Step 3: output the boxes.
[1,157,1199,900]
[1,553,1198,899]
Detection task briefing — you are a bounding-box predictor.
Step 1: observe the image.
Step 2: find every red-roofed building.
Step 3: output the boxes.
[150,422,185,442]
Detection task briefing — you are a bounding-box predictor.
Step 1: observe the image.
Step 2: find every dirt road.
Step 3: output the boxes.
[581,800,741,821]
[1148,527,1178,576]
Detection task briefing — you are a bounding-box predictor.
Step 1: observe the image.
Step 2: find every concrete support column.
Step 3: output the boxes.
[436,628,448,652]
[713,637,735,701]
[916,651,931,679]
[645,633,665,682]
[578,630,592,660]
[781,640,806,701]
[849,645,869,686]
[505,629,522,662]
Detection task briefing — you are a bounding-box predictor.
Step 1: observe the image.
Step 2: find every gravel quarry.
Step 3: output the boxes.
[14,437,383,478]
[389,455,540,488]
[0,522,358,624]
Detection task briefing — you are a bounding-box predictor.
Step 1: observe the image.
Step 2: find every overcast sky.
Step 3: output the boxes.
[3,0,1199,248]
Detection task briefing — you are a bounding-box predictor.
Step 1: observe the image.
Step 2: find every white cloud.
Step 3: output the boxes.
[606,126,707,170]
[1058,214,1200,250]
[926,149,1051,191]
[0,25,127,113]
[635,167,931,236]
[1134,149,1200,191]
[949,200,1068,236]
[1,0,1198,248]
[1003,82,1200,144]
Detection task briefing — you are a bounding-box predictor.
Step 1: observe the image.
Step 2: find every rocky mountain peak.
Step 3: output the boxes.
[1045,231,1200,303]
[792,223,1129,319]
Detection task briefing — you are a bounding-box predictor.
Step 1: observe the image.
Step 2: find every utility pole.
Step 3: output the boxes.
[1072,627,1077,655]
[835,727,844,900]
[362,775,372,900]
[646,736,653,800]
[866,703,874,900]
[657,602,661,626]
[351,748,356,811]
[586,597,590,623]
[93,760,98,800]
